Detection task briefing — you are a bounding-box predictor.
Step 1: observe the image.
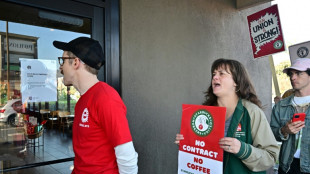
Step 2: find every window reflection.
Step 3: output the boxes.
[0,21,89,115]
[0,18,89,169]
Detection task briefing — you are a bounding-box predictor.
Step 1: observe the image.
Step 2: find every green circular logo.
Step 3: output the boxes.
[191,110,213,136]
[273,40,283,49]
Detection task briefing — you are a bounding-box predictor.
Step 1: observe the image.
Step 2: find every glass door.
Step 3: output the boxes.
[0,1,105,173]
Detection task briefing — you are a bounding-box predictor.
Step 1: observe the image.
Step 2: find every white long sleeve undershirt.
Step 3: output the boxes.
[115,141,138,174]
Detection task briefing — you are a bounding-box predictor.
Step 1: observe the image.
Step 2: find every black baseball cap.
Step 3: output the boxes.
[53,37,104,70]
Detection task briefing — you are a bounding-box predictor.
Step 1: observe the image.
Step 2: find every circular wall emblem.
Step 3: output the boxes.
[297,47,309,58]
[273,40,283,49]
[191,110,213,136]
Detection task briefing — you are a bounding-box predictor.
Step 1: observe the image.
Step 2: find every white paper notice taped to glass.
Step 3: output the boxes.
[20,58,57,103]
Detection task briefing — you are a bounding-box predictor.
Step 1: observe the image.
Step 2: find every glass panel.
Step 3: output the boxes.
[0,1,92,172]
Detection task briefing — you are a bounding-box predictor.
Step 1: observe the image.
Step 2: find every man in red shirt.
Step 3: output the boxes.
[53,37,138,174]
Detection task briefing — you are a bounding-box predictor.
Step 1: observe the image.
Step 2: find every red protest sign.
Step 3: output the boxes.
[247,4,285,58]
[178,104,226,174]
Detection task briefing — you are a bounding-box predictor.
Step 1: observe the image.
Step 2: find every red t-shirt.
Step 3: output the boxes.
[72,82,133,174]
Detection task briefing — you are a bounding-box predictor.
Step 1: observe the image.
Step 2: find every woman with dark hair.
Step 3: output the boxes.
[175,58,279,174]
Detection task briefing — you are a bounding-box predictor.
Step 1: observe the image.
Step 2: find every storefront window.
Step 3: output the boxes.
[0,20,89,113]
[0,1,93,172]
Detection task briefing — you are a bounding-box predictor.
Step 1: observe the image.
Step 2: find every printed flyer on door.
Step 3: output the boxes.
[20,58,57,103]
[178,104,226,174]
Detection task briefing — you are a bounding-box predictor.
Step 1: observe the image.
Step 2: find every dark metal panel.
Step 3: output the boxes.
[0,1,92,34]
[4,0,94,18]
[74,0,105,8]
[104,0,120,93]
[92,7,106,82]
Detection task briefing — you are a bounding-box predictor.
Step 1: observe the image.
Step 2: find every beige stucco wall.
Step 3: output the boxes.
[121,0,272,173]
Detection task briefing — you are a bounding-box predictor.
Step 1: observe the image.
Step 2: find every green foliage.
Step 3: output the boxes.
[275,61,290,75]
[58,89,67,100]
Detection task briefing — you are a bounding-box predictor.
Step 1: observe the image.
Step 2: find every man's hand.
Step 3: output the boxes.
[281,120,305,137]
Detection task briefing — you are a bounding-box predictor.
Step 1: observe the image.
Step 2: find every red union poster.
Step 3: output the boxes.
[247,4,285,58]
[178,104,226,174]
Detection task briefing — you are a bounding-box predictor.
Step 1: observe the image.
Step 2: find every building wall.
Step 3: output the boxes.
[121,0,272,173]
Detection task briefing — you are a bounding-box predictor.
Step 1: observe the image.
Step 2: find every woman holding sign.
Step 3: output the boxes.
[176,58,279,174]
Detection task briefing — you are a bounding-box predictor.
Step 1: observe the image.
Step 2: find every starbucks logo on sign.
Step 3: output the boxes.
[297,47,309,58]
[191,110,213,136]
[273,40,283,49]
